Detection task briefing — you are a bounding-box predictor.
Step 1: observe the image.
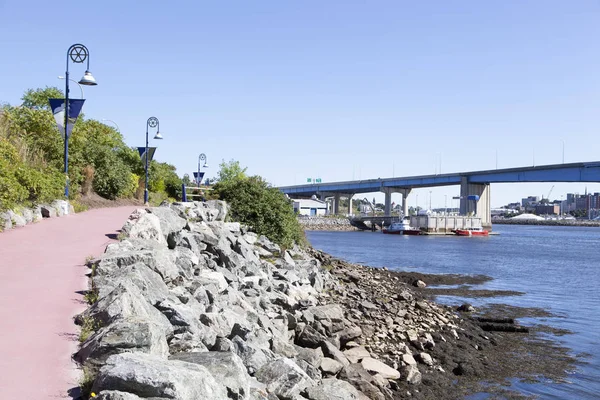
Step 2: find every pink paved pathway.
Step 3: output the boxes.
[0,206,139,399]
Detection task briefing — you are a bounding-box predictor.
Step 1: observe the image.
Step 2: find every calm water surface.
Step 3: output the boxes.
[307,225,600,399]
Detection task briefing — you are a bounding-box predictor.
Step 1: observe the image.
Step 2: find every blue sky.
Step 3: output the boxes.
[1,1,599,207]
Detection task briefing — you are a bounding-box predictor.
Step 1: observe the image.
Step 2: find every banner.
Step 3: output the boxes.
[193,171,205,184]
[48,98,85,139]
[137,147,157,165]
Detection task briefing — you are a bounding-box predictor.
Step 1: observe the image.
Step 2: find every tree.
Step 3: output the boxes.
[215,159,247,183]
[21,87,64,110]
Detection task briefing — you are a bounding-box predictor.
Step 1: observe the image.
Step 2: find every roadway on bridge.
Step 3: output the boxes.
[0,206,138,399]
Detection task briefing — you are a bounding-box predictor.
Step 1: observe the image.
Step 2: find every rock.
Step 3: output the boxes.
[402,364,422,384]
[39,204,56,218]
[337,326,362,345]
[343,346,370,364]
[360,357,400,380]
[271,336,299,358]
[413,279,427,288]
[79,282,172,337]
[92,353,229,400]
[257,235,280,254]
[401,353,417,366]
[296,326,328,349]
[294,345,323,368]
[255,358,315,400]
[170,352,250,400]
[418,352,433,366]
[320,341,350,366]
[75,318,169,368]
[21,208,34,224]
[7,211,26,227]
[198,270,229,293]
[51,200,71,216]
[306,378,363,400]
[457,303,475,312]
[147,206,187,241]
[94,391,144,400]
[0,212,12,231]
[232,335,277,374]
[307,304,344,322]
[339,364,383,400]
[121,209,167,244]
[320,358,343,375]
[94,262,169,306]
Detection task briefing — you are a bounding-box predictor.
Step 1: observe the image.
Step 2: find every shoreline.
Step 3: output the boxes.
[493,219,600,227]
[77,202,577,400]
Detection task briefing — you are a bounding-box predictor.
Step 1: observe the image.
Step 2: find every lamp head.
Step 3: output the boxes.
[154,132,163,140]
[203,163,208,168]
[79,70,97,86]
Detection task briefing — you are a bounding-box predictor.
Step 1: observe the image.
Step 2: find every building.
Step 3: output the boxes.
[534,204,559,215]
[292,198,328,216]
[521,196,540,211]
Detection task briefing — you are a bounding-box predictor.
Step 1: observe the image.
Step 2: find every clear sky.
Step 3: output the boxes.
[1,1,599,207]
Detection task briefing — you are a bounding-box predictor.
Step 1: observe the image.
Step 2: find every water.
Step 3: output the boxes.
[306,225,600,399]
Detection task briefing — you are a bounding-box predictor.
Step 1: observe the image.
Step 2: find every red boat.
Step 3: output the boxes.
[453,228,489,236]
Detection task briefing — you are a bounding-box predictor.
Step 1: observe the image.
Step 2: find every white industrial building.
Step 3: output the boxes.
[292,198,328,216]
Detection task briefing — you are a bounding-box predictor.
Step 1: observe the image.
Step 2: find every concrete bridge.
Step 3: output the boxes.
[279,161,600,229]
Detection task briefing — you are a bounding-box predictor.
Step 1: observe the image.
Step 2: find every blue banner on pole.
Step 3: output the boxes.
[193,171,205,184]
[137,147,157,165]
[48,98,85,139]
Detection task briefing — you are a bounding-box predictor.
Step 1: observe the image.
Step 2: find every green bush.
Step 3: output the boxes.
[215,175,307,248]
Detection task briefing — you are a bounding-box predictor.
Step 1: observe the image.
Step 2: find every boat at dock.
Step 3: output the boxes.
[383,218,422,235]
[453,227,489,236]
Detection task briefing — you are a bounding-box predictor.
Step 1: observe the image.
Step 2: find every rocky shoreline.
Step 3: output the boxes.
[298,216,357,232]
[493,218,600,227]
[75,201,575,399]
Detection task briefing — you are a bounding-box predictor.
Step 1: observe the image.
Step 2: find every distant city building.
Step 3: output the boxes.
[534,204,559,215]
[521,196,540,211]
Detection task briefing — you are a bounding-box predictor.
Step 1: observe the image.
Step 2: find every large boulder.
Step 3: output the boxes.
[75,318,169,369]
[94,262,169,306]
[255,358,315,400]
[95,391,143,400]
[170,352,250,400]
[121,209,167,245]
[147,206,187,242]
[93,353,229,400]
[306,378,364,400]
[360,357,400,380]
[79,282,172,337]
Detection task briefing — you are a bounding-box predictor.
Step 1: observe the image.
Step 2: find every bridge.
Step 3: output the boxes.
[279,161,600,229]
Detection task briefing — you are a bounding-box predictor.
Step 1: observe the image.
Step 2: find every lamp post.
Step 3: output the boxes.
[144,117,163,205]
[102,119,120,132]
[58,76,84,99]
[197,153,208,186]
[62,44,97,199]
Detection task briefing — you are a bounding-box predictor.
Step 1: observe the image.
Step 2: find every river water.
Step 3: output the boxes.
[306,225,600,399]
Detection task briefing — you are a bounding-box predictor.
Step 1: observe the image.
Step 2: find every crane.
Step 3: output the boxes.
[546,185,555,202]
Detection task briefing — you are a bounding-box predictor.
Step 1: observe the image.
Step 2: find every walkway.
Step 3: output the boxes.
[0,206,139,399]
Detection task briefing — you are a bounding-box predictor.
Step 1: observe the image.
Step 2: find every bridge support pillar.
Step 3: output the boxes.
[347,194,354,216]
[398,189,411,217]
[383,189,393,217]
[460,177,491,229]
[333,194,340,215]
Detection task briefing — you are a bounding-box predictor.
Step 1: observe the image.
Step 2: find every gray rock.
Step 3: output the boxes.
[75,318,169,369]
[94,262,169,306]
[339,364,383,400]
[232,335,277,374]
[79,282,172,337]
[257,235,280,254]
[147,206,187,241]
[169,230,208,255]
[306,378,363,400]
[8,210,26,227]
[121,209,167,245]
[402,364,422,384]
[255,358,315,400]
[21,208,33,224]
[361,357,400,380]
[294,345,323,368]
[418,352,434,366]
[295,359,322,381]
[170,352,250,400]
[94,391,144,400]
[320,358,343,375]
[31,207,43,222]
[93,353,229,400]
[0,212,12,231]
[320,341,350,366]
[40,204,57,218]
[343,346,370,364]
[271,335,298,358]
[296,326,327,348]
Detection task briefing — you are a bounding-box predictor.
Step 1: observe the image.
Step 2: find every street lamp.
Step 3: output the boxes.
[197,153,208,187]
[102,119,120,132]
[58,76,84,99]
[62,43,97,199]
[144,117,163,205]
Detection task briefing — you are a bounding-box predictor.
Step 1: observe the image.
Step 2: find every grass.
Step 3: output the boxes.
[78,366,96,399]
[79,315,102,343]
[71,200,89,213]
[116,231,127,241]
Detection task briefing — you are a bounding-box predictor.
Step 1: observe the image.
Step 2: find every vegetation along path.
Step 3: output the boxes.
[0,206,138,399]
